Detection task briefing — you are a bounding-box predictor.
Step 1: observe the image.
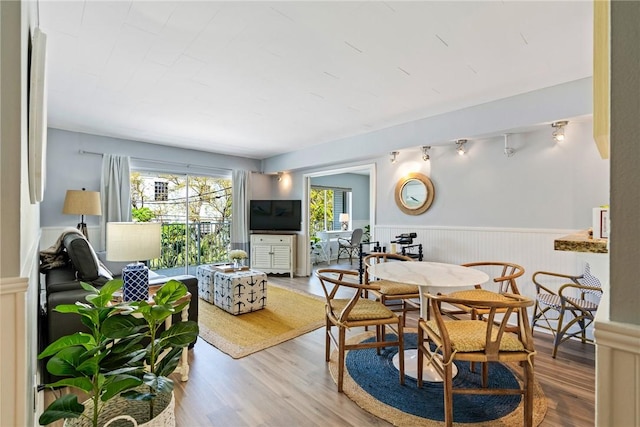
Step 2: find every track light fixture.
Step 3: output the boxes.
[455,139,467,156]
[390,151,399,164]
[503,134,515,157]
[551,120,568,142]
[276,172,282,182]
[421,146,431,161]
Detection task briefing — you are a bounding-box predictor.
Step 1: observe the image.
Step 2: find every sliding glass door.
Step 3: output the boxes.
[130,171,232,275]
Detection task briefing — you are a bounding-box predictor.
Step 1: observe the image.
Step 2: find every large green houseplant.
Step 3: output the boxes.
[122,279,199,421]
[38,279,198,427]
[38,279,145,426]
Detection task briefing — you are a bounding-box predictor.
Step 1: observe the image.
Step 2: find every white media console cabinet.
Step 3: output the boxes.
[250,234,296,278]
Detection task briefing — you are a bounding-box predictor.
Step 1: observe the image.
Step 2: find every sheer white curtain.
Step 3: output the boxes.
[231,169,250,253]
[100,155,131,250]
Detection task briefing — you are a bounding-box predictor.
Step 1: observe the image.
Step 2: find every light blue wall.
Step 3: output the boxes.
[263,78,592,174]
[41,129,262,227]
[285,120,608,231]
[260,78,608,231]
[42,78,608,233]
[310,173,370,221]
[374,121,608,229]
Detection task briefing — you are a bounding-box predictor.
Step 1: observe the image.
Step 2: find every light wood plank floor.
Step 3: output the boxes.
[171,266,596,427]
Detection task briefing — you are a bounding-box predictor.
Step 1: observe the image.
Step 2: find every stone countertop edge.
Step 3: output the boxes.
[554,230,609,254]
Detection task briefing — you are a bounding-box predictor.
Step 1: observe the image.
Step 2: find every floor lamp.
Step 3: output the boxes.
[106,222,161,302]
[62,188,102,240]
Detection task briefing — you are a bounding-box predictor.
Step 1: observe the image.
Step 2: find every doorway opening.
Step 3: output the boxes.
[302,164,376,276]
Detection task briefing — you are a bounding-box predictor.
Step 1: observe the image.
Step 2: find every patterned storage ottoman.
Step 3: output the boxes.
[213,269,268,315]
[196,265,217,304]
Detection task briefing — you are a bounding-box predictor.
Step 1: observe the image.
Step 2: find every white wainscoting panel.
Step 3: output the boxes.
[0,276,28,427]
[374,225,581,293]
[41,226,102,250]
[372,225,602,336]
[595,319,640,427]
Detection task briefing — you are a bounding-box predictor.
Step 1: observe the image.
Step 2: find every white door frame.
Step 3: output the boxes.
[301,163,377,277]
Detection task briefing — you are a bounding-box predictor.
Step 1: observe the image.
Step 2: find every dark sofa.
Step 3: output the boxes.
[40,232,199,381]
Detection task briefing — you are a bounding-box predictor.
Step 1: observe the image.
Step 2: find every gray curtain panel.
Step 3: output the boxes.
[100,154,132,250]
[231,169,250,254]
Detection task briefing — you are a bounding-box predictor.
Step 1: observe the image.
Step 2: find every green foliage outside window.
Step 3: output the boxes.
[131,172,232,270]
[309,188,333,237]
[132,207,155,222]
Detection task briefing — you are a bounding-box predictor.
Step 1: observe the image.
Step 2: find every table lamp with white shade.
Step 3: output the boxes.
[339,213,350,231]
[106,222,161,302]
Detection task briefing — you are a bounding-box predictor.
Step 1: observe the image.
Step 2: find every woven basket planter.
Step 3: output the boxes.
[63,390,175,427]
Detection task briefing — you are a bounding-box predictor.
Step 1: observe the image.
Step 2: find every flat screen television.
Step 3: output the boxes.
[250,199,302,232]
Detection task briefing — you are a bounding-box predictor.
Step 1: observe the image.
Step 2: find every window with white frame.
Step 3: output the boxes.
[309,186,352,236]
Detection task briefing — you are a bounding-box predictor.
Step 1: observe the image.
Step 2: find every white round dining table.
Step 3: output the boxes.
[367,261,490,382]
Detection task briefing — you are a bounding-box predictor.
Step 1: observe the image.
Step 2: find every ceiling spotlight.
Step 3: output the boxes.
[276,172,282,182]
[455,139,467,156]
[551,120,568,142]
[421,146,431,161]
[503,134,515,157]
[390,151,399,164]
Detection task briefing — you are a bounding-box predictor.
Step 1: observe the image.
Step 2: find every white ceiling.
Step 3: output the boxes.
[39,1,593,160]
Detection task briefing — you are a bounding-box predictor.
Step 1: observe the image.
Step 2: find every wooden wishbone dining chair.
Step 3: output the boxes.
[417,292,537,427]
[363,252,419,327]
[315,268,405,392]
[445,261,525,323]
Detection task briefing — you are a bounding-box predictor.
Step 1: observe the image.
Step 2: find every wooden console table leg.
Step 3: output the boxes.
[179,302,190,381]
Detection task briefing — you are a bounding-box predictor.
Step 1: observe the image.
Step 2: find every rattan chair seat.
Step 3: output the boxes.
[448,289,510,302]
[536,293,599,311]
[375,280,419,296]
[331,298,396,321]
[425,319,526,352]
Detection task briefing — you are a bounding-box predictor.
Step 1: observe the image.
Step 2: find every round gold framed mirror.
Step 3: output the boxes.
[394,172,435,215]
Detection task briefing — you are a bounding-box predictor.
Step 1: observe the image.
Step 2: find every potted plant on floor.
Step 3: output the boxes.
[38,279,146,427]
[38,279,198,427]
[120,279,199,423]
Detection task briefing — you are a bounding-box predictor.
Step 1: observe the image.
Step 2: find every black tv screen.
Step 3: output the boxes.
[250,200,301,232]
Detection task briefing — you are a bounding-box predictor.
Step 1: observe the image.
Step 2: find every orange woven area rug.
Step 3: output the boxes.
[198,283,325,358]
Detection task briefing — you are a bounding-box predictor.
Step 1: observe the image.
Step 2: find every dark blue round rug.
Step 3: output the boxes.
[329,332,546,426]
